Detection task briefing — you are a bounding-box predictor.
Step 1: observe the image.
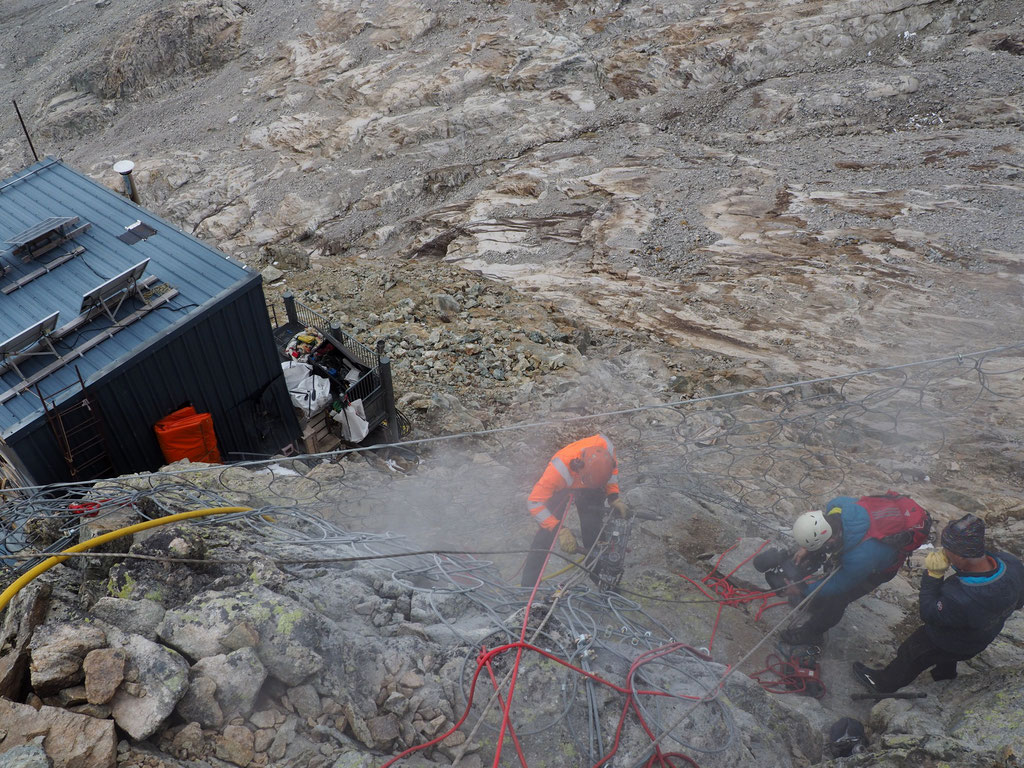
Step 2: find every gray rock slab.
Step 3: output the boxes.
[260,265,284,282]
[725,673,823,764]
[287,682,320,721]
[709,537,779,592]
[158,586,324,685]
[89,598,165,639]
[109,634,189,740]
[175,674,223,729]
[0,744,51,768]
[192,646,267,721]
[949,667,1024,754]
[0,699,115,768]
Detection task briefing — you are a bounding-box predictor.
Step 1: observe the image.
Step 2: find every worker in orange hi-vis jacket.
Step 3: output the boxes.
[520,434,627,587]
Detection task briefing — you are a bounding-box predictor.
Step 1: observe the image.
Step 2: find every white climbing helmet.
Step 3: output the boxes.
[793,510,833,551]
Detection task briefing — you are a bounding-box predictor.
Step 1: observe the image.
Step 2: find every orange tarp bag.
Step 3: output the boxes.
[154,406,222,464]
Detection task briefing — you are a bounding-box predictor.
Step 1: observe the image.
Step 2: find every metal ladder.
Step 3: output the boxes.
[36,368,114,481]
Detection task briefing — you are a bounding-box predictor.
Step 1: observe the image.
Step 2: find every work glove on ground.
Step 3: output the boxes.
[557,527,578,554]
[924,550,950,579]
[609,498,628,518]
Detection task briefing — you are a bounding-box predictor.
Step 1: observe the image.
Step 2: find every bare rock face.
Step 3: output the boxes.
[158,586,325,685]
[1,0,1023,766]
[108,634,190,741]
[0,699,116,768]
[941,668,1024,755]
[73,0,245,102]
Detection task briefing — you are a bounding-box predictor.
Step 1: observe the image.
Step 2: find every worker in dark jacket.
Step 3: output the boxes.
[780,497,908,645]
[853,514,1024,693]
[520,434,626,588]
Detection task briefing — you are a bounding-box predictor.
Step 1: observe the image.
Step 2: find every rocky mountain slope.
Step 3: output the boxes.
[2,0,1024,767]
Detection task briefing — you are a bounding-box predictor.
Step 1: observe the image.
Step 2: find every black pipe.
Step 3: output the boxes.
[12,100,39,162]
[380,356,399,443]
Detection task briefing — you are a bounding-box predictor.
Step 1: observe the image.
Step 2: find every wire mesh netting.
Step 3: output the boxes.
[2,343,1024,766]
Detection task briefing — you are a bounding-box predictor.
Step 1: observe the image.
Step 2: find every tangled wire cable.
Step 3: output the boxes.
[2,343,1024,766]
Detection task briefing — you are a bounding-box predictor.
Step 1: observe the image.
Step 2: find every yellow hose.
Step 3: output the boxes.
[542,556,584,581]
[0,506,251,613]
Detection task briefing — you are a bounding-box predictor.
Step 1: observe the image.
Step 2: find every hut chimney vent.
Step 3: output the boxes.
[113,160,140,204]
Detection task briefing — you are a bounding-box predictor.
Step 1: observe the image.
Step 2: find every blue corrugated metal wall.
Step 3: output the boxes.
[6,276,300,483]
[0,159,259,428]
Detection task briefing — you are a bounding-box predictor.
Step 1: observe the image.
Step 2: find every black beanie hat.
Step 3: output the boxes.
[941,514,985,558]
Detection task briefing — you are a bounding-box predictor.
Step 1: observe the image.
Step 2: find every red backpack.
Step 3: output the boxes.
[859,491,932,561]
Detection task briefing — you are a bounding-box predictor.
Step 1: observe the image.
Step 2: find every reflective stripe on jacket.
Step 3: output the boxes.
[528,434,620,528]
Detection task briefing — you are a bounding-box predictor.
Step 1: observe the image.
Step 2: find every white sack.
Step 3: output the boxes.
[332,398,370,443]
[282,361,332,415]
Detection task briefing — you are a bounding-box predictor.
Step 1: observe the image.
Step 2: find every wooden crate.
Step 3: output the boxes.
[299,407,341,455]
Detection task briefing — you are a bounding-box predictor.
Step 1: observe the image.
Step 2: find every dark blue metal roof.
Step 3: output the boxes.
[0,158,255,435]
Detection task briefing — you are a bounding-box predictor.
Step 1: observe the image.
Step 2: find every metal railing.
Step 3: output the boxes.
[267,292,400,442]
[288,298,379,371]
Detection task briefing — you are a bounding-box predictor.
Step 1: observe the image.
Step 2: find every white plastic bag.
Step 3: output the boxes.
[282,361,332,415]
[332,398,369,443]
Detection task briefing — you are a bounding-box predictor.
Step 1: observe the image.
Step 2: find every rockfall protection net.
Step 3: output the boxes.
[2,342,1023,767]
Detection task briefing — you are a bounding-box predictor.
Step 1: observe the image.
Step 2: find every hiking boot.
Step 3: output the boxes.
[851,662,882,693]
[931,664,958,682]
[780,626,824,647]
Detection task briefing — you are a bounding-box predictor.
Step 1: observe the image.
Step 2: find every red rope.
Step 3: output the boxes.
[676,539,831,699]
[494,490,586,767]
[482,656,529,768]
[678,539,785,650]
[380,640,710,768]
[749,654,827,699]
[646,754,700,768]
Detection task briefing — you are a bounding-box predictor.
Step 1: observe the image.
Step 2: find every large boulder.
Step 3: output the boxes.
[106,525,212,607]
[191,646,267,721]
[175,675,223,728]
[108,634,189,740]
[0,582,51,700]
[0,699,115,768]
[158,586,324,684]
[89,598,165,640]
[28,624,107,696]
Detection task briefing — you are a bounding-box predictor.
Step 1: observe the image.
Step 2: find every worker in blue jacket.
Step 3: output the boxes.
[780,497,907,646]
[853,514,1024,692]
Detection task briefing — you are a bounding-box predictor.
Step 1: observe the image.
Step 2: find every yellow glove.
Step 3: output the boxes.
[557,527,578,554]
[924,550,950,579]
[609,498,628,518]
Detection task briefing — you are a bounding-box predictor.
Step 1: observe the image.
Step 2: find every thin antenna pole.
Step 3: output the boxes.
[12,100,39,162]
